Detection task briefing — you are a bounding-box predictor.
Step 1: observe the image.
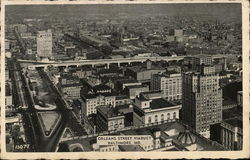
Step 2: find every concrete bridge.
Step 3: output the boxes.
[19,56,185,69]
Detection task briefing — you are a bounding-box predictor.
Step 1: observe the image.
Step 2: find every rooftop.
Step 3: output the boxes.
[127,65,164,73]
[98,69,121,74]
[97,105,124,119]
[82,92,115,99]
[155,71,181,78]
[61,83,82,88]
[115,95,130,100]
[69,67,92,72]
[60,74,80,80]
[126,84,147,89]
[150,98,177,110]
[117,79,139,84]
[93,84,111,91]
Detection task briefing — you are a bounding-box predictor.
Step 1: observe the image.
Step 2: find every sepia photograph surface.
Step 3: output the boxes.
[1,0,249,159]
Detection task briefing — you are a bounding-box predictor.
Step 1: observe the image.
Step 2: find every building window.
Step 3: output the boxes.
[161,114,164,121]
[167,113,170,120]
[155,115,158,122]
[173,112,176,119]
[148,116,152,123]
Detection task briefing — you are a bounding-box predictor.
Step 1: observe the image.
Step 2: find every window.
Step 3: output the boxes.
[161,114,164,121]
[173,112,177,119]
[155,115,158,122]
[167,113,170,120]
[148,116,152,123]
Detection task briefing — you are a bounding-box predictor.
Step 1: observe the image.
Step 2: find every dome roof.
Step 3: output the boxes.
[177,129,196,145]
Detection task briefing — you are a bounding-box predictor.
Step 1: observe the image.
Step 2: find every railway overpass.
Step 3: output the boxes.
[18,54,230,69]
[18,56,185,69]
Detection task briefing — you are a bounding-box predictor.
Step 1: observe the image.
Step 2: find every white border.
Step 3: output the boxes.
[1,0,249,159]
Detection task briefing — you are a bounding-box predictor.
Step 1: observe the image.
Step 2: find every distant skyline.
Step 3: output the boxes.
[6,3,241,23]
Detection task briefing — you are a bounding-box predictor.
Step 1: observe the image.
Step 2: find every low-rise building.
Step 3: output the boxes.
[96,105,125,132]
[93,84,112,94]
[59,74,80,85]
[60,83,82,100]
[124,84,149,99]
[210,117,242,150]
[122,128,173,151]
[125,60,165,83]
[115,95,133,106]
[98,69,121,77]
[115,79,141,93]
[81,93,116,116]
[69,67,92,79]
[133,93,181,126]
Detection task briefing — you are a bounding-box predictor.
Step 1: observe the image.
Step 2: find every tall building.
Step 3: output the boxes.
[37,29,52,58]
[182,65,222,138]
[151,71,182,101]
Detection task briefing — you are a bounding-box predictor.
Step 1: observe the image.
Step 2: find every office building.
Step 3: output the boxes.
[37,29,52,58]
[182,65,223,138]
[151,71,182,101]
[81,93,116,116]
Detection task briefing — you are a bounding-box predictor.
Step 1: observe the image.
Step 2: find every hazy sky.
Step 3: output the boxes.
[6,3,242,22]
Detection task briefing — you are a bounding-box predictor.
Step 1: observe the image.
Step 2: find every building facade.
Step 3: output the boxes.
[96,105,125,133]
[182,67,222,138]
[61,83,82,100]
[81,94,116,116]
[125,60,165,83]
[182,66,223,138]
[151,71,182,101]
[37,29,52,58]
[133,93,181,126]
[210,118,242,150]
[124,84,149,99]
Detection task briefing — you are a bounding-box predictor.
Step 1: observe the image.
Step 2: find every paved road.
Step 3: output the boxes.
[36,68,87,151]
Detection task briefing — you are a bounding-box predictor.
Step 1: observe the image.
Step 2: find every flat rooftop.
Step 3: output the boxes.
[82,92,115,99]
[150,98,177,110]
[127,65,164,73]
[98,106,124,118]
[126,85,147,89]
